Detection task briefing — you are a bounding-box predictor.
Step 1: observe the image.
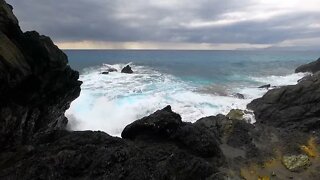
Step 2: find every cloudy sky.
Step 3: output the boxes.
[7,0,320,50]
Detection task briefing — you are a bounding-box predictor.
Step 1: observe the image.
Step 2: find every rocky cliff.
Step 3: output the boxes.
[0,0,319,179]
[0,2,225,179]
[248,58,320,133]
[0,0,82,149]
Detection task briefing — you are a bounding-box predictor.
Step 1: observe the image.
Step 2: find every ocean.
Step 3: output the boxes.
[64,50,319,136]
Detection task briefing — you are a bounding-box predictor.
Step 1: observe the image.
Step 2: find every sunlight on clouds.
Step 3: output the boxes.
[56,41,271,50]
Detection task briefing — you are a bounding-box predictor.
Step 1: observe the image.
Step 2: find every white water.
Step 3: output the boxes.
[65,64,306,136]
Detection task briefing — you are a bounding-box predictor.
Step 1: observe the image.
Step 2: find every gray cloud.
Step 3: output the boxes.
[6,0,320,48]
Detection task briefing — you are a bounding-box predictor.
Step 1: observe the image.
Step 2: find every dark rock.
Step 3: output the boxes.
[0,0,81,148]
[121,65,133,74]
[107,67,117,72]
[101,71,109,75]
[297,74,312,83]
[1,1,320,179]
[295,57,320,73]
[258,84,271,89]
[0,1,227,179]
[234,93,245,99]
[248,72,320,132]
[122,106,224,160]
[122,105,182,140]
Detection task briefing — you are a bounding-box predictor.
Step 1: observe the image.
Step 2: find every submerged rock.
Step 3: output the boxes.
[282,154,311,172]
[234,93,245,99]
[101,71,109,74]
[258,84,271,89]
[295,57,320,73]
[121,65,133,73]
[107,67,117,72]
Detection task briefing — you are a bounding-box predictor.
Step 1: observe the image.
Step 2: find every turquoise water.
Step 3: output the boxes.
[65,50,319,136]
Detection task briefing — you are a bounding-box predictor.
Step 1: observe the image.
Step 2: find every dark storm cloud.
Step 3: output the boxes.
[6,0,320,46]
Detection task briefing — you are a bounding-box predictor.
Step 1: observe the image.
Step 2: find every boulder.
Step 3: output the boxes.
[234,93,245,99]
[121,65,133,74]
[226,109,245,120]
[295,57,320,73]
[122,106,223,159]
[282,154,311,172]
[121,106,182,140]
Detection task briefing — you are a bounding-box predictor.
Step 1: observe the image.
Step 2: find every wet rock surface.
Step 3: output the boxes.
[121,65,133,73]
[248,72,320,132]
[0,1,320,179]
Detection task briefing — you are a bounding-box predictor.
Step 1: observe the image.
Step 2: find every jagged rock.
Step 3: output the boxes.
[295,57,320,73]
[297,74,312,83]
[248,72,320,132]
[258,84,271,89]
[0,0,82,148]
[121,65,133,73]
[226,109,245,120]
[122,106,224,159]
[234,93,245,99]
[0,111,224,180]
[282,154,311,172]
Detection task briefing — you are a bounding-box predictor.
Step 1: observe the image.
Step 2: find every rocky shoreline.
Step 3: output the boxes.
[0,1,319,179]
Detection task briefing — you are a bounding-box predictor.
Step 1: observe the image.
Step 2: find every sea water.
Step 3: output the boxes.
[65,50,319,136]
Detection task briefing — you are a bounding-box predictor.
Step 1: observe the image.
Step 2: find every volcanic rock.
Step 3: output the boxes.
[121,65,133,73]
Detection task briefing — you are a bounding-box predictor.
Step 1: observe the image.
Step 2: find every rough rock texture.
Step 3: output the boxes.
[122,106,224,160]
[258,84,271,89]
[0,1,226,179]
[0,108,226,180]
[1,1,320,179]
[248,72,320,132]
[295,57,320,73]
[0,0,82,149]
[282,154,311,172]
[121,65,133,73]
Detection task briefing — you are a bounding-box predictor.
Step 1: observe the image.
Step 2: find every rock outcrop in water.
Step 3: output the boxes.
[1,1,320,179]
[121,65,133,73]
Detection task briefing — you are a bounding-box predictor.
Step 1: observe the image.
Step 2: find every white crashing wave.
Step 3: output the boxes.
[65,63,306,136]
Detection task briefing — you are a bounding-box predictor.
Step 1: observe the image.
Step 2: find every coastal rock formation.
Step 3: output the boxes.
[1,0,320,179]
[0,1,226,179]
[0,0,81,148]
[258,84,271,89]
[122,106,224,159]
[248,72,320,132]
[121,65,133,73]
[295,57,320,73]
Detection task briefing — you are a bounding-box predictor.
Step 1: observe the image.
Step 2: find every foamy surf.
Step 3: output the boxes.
[65,63,307,136]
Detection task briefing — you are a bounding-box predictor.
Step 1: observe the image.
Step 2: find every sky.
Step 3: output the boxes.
[7,0,320,50]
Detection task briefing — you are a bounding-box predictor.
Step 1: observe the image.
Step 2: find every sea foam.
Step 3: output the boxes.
[66,63,306,136]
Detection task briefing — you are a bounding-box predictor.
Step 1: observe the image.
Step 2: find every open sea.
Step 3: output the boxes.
[64,50,319,136]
